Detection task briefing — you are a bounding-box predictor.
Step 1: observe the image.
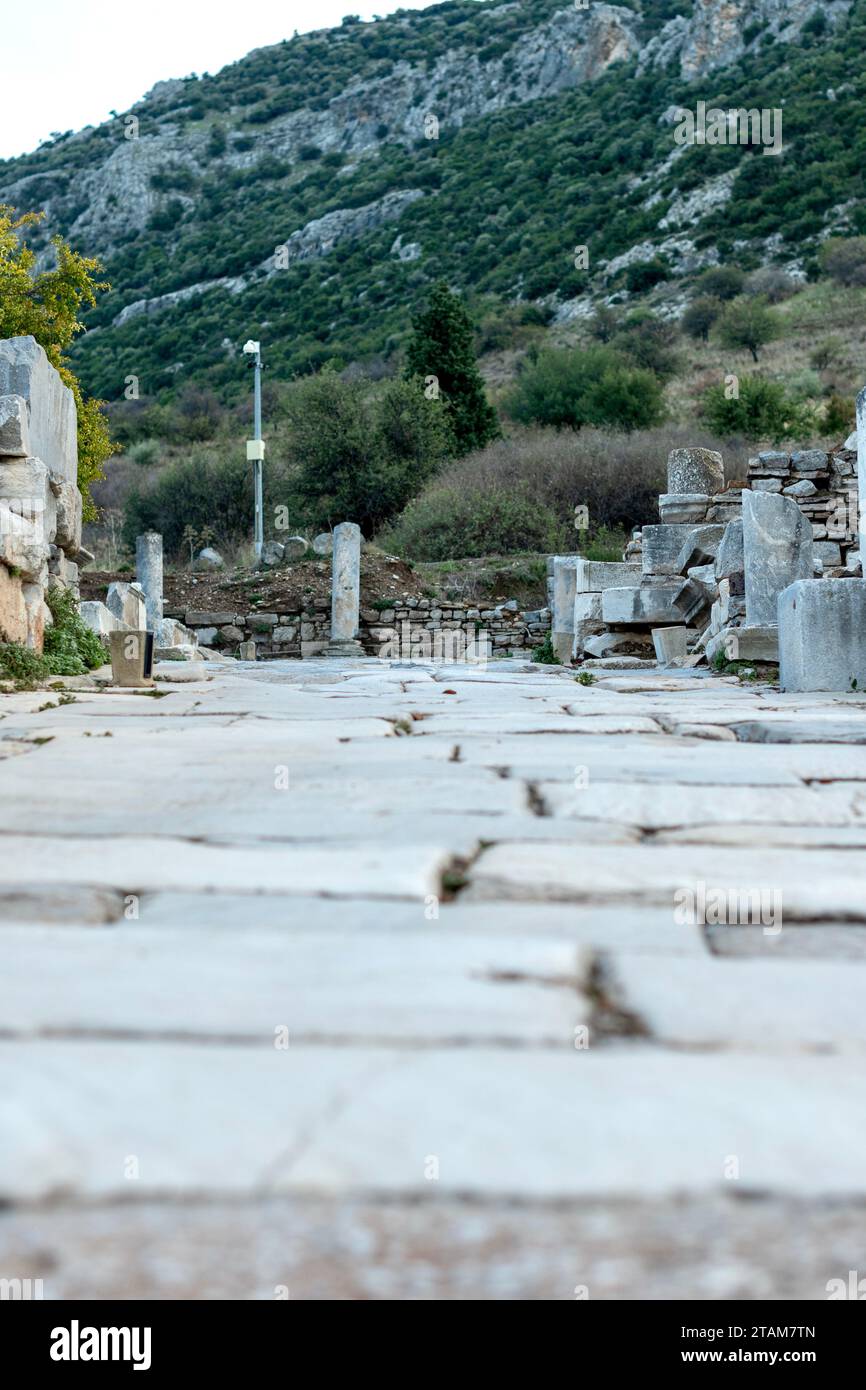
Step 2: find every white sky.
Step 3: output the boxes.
[1,0,441,160]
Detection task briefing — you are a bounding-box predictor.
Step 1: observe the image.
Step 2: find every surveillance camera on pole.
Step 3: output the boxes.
[242,341,265,559]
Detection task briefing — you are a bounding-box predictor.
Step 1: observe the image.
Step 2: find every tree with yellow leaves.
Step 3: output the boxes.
[0,207,115,517]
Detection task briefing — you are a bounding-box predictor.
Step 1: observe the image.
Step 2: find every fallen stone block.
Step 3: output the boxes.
[582,630,653,658]
[667,446,724,496]
[742,490,813,627]
[779,579,866,692]
[0,456,56,545]
[0,337,77,482]
[640,524,693,575]
[715,519,743,581]
[79,601,129,639]
[0,506,50,582]
[601,580,684,626]
[658,494,709,524]
[673,524,725,575]
[652,626,689,665]
[706,624,779,664]
[574,558,640,592]
[814,541,842,566]
[185,610,237,627]
[0,394,31,456]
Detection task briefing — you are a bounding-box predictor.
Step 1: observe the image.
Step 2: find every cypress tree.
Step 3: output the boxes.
[404,282,499,454]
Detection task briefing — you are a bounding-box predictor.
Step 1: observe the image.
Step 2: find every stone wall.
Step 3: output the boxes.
[168,597,551,660]
[0,337,83,650]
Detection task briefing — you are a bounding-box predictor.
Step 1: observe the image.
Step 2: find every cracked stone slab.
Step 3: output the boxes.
[596,954,866,1051]
[3,1042,866,1201]
[0,929,587,1045]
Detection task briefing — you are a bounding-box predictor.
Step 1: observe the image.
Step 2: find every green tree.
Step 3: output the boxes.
[287,369,451,534]
[682,296,721,343]
[818,237,866,287]
[0,207,115,517]
[404,282,499,454]
[715,296,778,362]
[701,375,813,442]
[507,346,665,432]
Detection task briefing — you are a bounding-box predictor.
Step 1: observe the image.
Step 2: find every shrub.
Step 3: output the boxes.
[507,347,665,432]
[611,311,680,381]
[809,336,846,370]
[0,643,49,685]
[693,266,746,301]
[378,481,562,561]
[701,375,813,442]
[286,369,452,535]
[745,266,799,303]
[43,587,107,675]
[824,393,854,435]
[623,258,669,293]
[682,296,721,342]
[715,296,778,362]
[123,451,254,555]
[818,237,866,287]
[127,439,162,468]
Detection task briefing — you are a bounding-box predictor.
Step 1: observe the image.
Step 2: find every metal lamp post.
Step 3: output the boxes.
[243,339,264,559]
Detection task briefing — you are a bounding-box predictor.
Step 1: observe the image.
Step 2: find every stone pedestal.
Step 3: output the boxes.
[779,579,866,692]
[667,447,725,496]
[742,491,813,627]
[327,521,363,656]
[136,532,163,633]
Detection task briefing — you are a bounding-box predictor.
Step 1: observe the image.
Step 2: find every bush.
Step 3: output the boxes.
[43,587,108,675]
[127,440,162,468]
[287,369,452,535]
[824,393,854,435]
[682,296,721,342]
[693,266,746,301]
[809,336,845,370]
[701,375,813,442]
[611,311,680,381]
[745,266,799,303]
[715,296,778,361]
[623,258,669,293]
[380,423,732,559]
[379,481,563,561]
[507,347,665,432]
[818,237,866,287]
[123,451,254,555]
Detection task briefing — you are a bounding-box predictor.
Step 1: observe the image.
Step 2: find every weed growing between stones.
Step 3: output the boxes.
[43,589,108,676]
[0,591,107,687]
[575,671,596,686]
[532,633,557,664]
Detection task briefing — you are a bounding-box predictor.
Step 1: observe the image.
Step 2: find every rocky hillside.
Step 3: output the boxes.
[0,0,860,401]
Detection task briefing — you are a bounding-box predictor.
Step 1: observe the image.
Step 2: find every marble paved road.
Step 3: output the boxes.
[2,655,866,1299]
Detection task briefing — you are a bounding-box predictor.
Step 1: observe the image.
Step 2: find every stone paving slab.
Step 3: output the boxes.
[598,955,866,1049]
[3,656,866,1298]
[467,841,866,918]
[4,1041,865,1201]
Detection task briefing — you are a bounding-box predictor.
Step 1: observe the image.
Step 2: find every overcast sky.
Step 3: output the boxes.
[1,0,441,160]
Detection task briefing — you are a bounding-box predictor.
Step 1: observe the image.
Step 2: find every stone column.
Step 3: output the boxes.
[551,555,577,663]
[742,491,813,628]
[135,531,163,633]
[326,521,363,656]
